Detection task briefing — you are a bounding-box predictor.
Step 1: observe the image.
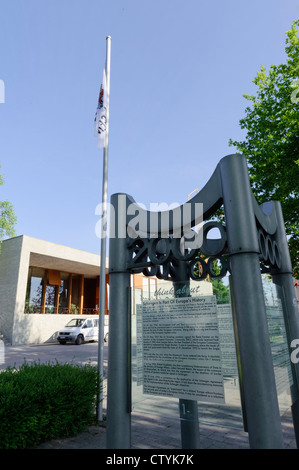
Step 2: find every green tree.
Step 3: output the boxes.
[0,166,17,245]
[192,255,230,302]
[229,20,299,278]
[210,278,230,304]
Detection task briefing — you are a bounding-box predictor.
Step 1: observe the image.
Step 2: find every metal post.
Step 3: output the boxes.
[173,260,200,449]
[219,154,283,448]
[106,193,131,448]
[229,275,248,432]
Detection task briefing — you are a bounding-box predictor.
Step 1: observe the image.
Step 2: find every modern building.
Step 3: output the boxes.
[0,235,213,346]
[0,235,109,345]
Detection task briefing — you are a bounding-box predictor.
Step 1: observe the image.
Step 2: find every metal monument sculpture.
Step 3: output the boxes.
[106,154,299,449]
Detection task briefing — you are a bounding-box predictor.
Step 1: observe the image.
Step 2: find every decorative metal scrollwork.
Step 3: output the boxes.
[127,221,229,281]
[110,155,289,285]
[257,228,281,271]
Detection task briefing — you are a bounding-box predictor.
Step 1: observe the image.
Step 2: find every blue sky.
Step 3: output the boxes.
[0,0,298,254]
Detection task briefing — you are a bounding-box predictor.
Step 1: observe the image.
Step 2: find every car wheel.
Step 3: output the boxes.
[75,335,83,345]
[104,333,109,342]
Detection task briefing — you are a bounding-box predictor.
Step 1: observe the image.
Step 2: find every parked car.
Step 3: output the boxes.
[57,317,108,345]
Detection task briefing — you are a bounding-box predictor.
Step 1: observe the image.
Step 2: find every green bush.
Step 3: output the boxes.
[0,360,101,449]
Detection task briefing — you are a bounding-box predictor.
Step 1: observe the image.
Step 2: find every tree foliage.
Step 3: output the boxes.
[0,165,17,244]
[229,20,299,278]
[192,255,230,302]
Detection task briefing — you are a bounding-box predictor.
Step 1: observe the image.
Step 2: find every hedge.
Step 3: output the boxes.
[0,360,101,449]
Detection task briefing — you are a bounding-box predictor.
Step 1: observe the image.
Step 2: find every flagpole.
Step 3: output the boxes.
[97,35,111,422]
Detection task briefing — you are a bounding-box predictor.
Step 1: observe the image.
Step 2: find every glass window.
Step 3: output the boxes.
[25,269,87,315]
[25,268,45,312]
[70,275,80,313]
[59,273,69,312]
[45,285,57,313]
[66,318,85,327]
[45,273,70,313]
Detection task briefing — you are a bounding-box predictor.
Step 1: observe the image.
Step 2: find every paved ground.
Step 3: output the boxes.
[36,406,296,450]
[1,342,297,450]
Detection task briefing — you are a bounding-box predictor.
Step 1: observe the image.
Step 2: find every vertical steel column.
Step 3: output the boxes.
[173,260,200,449]
[270,201,299,448]
[106,194,131,449]
[219,154,283,448]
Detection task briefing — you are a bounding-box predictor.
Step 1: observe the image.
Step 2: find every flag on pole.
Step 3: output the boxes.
[94,67,107,149]
[96,36,111,423]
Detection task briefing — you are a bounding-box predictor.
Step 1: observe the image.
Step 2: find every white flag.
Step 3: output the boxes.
[94,68,107,149]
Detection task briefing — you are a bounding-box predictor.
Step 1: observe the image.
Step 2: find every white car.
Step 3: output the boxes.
[57,317,108,345]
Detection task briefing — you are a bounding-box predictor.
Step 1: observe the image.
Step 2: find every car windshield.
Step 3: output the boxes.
[65,319,85,327]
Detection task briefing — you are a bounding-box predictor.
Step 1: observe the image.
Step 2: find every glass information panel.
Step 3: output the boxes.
[262,275,293,414]
[131,277,244,429]
[131,275,294,430]
[139,295,225,403]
